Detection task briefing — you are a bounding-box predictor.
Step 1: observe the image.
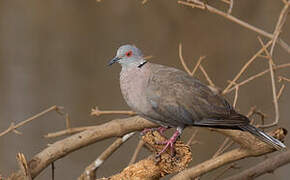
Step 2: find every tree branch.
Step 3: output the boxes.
[178,0,290,53]
[79,132,135,180]
[8,116,157,180]
[7,116,287,180]
[225,150,290,180]
[170,128,287,179]
[97,131,192,180]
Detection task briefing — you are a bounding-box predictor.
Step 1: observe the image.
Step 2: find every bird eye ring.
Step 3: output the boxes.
[125,51,132,57]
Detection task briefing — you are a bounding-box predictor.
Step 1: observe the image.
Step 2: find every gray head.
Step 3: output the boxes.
[108,45,146,68]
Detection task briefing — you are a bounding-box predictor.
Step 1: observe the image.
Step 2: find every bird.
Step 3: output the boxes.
[108,44,286,156]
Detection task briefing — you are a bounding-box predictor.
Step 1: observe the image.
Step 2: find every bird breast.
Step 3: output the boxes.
[120,66,151,113]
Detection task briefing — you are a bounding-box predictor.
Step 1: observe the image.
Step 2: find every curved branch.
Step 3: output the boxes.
[225,150,290,180]
[170,128,287,179]
[8,116,157,179]
[7,116,287,180]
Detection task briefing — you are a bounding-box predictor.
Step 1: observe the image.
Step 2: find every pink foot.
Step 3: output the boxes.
[156,130,181,157]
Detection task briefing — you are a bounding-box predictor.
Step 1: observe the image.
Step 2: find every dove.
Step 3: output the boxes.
[108,44,286,156]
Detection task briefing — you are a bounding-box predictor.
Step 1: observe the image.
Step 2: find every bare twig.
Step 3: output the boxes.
[179,44,209,80]
[226,63,290,93]
[277,84,286,100]
[279,76,290,83]
[16,153,32,180]
[212,137,231,158]
[223,40,272,94]
[186,129,199,146]
[230,81,239,108]
[228,0,234,14]
[199,65,215,87]
[0,106,60,137]
[192,56,206,76]
[221,0,234,14]
[179,43,192,75]
[65,114,71,129]
[79,132,135,180]
[225,150,290,180]
[45,107,136,139]
[257,38,279,128]
[269,0,289,56]
[44,126,96,138]
[178,0,290,53]
[129,139,145,165]
[91,106,135,117]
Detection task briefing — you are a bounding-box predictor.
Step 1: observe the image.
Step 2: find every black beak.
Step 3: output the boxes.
[108,57,121,66]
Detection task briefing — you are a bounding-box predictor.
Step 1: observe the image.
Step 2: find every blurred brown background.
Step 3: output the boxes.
[0,0,289,179]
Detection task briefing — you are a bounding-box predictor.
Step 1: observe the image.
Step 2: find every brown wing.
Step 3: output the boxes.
[145,64,249,127]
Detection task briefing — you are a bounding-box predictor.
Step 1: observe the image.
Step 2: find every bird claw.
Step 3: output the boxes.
[155,130,181,157]
[156,138,176,157]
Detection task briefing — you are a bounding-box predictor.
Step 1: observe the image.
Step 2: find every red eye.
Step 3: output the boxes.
[125,51,132,57]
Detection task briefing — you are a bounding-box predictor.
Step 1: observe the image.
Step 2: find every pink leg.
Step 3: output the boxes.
[156,127,183,157]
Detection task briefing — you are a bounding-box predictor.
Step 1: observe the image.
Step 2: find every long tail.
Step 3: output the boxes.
[239,125,286,151]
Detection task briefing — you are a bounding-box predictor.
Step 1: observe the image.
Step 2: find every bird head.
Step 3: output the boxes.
[108,44,146,67]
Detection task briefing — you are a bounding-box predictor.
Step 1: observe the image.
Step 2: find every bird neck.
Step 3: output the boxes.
[121,59,147,70]
[137,60,147,68]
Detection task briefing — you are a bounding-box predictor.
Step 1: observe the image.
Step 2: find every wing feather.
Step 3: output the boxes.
[145,64,249,127]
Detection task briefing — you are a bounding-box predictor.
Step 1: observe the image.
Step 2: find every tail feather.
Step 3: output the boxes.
[239,125,286,151]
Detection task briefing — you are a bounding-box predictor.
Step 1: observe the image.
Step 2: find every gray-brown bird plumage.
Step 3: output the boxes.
[109,44,286,153]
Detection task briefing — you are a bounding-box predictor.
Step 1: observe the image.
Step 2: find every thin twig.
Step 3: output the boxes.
[186,129,199,146]
[179,43,192,75]
[178,0,290,53]
[199,64,215,87]
[80,132,135,180]
[0,106,60,137]
[212,137,231,158]
[128,139,145,165]
[191,56,206,76]
[44,126,96,138]
[91,107,136,117]
[269,1,289,56]
[65,114,70,129]
[226,63,290,93]
[221,0,234,14]
[223,40,272,94]
[276,84,286,100]
[257,37,279,128]
[16,153,31,180]
[232,82,239,108]
[279,76,290,83]
[179,0,205,9]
